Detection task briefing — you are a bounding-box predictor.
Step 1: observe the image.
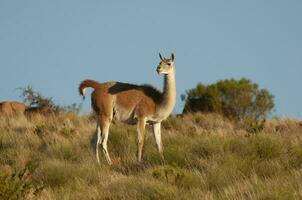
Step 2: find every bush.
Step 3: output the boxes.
[251,136,282,160]
[104,176,177,200]
[20,86,60,113]
[150,165,204,190]
[0,167,43,199]
[19,86,81,114]
[182,78,274,124]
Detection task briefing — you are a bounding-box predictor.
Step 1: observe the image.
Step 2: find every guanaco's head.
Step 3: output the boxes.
[157,53,175,75]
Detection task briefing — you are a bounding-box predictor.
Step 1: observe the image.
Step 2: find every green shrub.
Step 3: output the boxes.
[0,167,43,200]
[47,140,78,161]
[288,145,302,168]
[104,176,177,200]
[256,177,296,200]
[20,86,60,113]
[34,161,74,187]
[163,136,195,167]
[254,160,283,178]
[192,137,222,159]
[206,163,243,192]
[151,165,204,190]
[223,137,252,157]
[182,78,274,124]
[251,136,282,160]
[161,116,183,131]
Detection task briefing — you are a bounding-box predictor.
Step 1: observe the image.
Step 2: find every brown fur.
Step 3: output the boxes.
[79,80,163,123]
[24,106,56,116]
[0,101,57,116]
[0,101,27,115]
[79,53,176,164]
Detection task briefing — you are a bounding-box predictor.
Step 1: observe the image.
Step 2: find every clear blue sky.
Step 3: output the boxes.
[0,1,301,118]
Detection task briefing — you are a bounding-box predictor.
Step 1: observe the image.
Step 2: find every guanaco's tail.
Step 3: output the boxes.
[79,79,101,98]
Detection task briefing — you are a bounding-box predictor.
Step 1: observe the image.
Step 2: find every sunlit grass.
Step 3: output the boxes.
[0,113,302,199]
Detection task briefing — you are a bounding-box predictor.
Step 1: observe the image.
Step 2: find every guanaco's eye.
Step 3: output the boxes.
[167,63,171,66]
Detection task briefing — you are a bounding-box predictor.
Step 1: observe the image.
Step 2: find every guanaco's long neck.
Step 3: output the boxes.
[158,71,176,116]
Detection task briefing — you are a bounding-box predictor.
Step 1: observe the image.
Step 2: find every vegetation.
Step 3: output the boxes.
[19,86,81,114]
[1,112,302,199]
[20,86,60,112]
[182,78,274,124]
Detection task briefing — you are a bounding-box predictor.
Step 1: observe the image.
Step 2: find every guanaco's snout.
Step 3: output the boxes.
[156,66,161,74]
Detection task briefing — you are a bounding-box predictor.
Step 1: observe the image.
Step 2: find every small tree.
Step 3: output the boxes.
[19,86,60,113]
[19,86,82,114]
[183,78,274,123]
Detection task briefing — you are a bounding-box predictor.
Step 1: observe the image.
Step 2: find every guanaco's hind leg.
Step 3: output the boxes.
[101,118,112,165]
[95,123,102,164]
[95,114,113,165]
[137,118,146,162]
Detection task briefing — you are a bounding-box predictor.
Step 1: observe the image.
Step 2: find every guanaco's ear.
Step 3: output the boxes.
[171,53,175,61]
[159,53,164,61]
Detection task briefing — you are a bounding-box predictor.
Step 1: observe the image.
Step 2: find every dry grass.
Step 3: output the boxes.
[0,112,302,199]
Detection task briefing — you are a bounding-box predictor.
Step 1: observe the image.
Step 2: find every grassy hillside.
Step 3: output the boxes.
[0,112,302,199]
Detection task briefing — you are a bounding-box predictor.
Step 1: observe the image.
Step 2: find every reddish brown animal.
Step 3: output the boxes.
[0,101,27,115]
[24,106,56,116]
[79,53,176,164]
